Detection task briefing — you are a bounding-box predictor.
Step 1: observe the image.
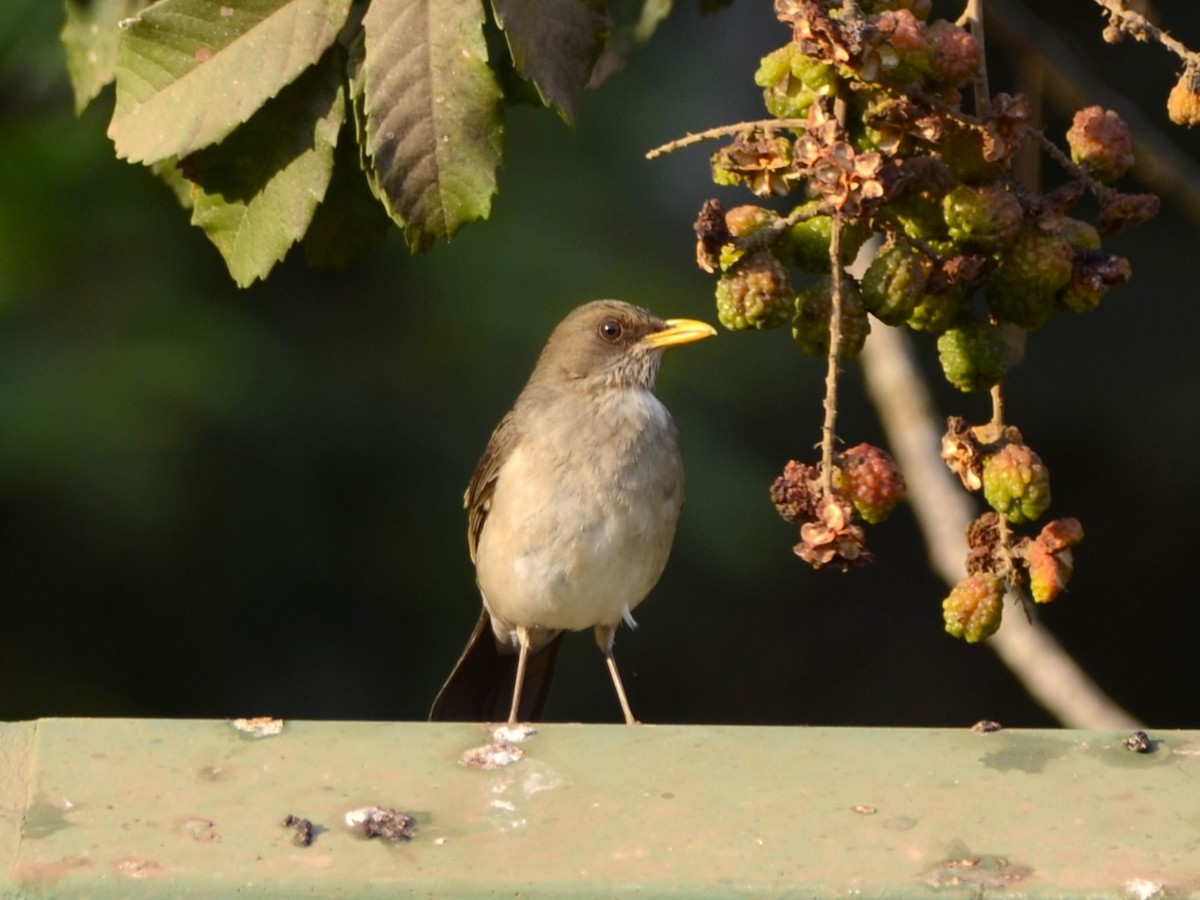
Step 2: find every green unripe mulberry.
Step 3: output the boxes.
[789,203,870,273]
[755,44,837,119]
[884,189,948,242]
[715,251,793,331]
[906,283,966,334]
[986,227,1073,330]
[937,319,1012,392]
[982,443,1051,524]
[792,277,870,359]
[941,127,1006,184]
[860,244,930,325]
[942,184,1022,251]
[943,573,1004,643]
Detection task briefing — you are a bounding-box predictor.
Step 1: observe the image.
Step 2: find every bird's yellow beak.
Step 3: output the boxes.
[641,318,718,349]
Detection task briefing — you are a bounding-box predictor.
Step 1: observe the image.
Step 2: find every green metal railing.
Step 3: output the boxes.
[2,719,1195,897]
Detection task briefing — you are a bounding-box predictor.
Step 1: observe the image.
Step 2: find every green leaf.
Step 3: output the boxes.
[490,0,608,123]
[152,157,194,209]
[182,49,345,287]
[108,0,352,165]
[303,117,392,269]
[61,0,154,114]
[361,0,504,249]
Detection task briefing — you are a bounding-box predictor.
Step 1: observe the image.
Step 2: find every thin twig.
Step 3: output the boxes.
[819,94,852,495]
[821,214,845,496]
[989,383,1005,430]
[1033,131,1115,202]
[987,0,1200,224]
[1091,0,1200,69]
[738,202,832,257]
[860,326,1140,728]
[645,118,809,160]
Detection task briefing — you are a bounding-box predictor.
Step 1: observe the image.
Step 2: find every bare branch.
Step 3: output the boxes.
[988,0,1200,223]
[1090,0,1200,69]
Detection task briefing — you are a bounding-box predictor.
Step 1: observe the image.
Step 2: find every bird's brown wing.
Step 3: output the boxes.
[463,409,518,563]
[432,409,565,722]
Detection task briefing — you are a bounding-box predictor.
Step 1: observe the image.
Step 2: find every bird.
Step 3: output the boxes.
[429,300,716,724]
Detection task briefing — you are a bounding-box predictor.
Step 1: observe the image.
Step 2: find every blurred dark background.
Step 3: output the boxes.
[1,0,1197,728]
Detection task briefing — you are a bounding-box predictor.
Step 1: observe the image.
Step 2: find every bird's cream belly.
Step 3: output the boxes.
[474,442,681,633]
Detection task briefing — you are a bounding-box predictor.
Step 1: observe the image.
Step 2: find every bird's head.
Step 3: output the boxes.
[531,300,716,392]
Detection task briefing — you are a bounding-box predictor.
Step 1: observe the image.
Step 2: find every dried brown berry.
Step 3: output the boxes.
[1066,106,1134,183]
[965,511,1003,575]
[1059,252,1131,313]
[1097,192,1160,237]
[712,132,796,197]
[795,495,873,570]
[925,19,981,86]
[694,199,729,274]
[771,460,823,525]
[941,416,985,490]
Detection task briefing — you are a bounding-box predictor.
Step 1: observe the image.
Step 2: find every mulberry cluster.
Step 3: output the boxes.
[937,418,1084,642]
[682,0,1146,612]
[771,444,906,570]
[695,0,1150,385]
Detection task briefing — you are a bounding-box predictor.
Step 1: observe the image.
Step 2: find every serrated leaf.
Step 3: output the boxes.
[183,49,345,287]
[108,0,352,165]
[61,0,154,114]
[491,0,608,123]
[152,157,195,209]
[362,0,504,249]
[344,15,381,193]
[303,118,392,269]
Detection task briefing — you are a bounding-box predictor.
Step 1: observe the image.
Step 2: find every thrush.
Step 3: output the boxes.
[429,300,716,724]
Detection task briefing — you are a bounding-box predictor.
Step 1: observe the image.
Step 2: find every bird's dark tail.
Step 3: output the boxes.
[429,611,564,722]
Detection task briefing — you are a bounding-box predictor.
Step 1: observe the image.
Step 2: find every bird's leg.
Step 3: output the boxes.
[507,625,532,724]
[595,624,639,725]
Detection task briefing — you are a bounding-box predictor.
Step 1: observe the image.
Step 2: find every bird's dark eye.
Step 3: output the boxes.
[598,318,623,342]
